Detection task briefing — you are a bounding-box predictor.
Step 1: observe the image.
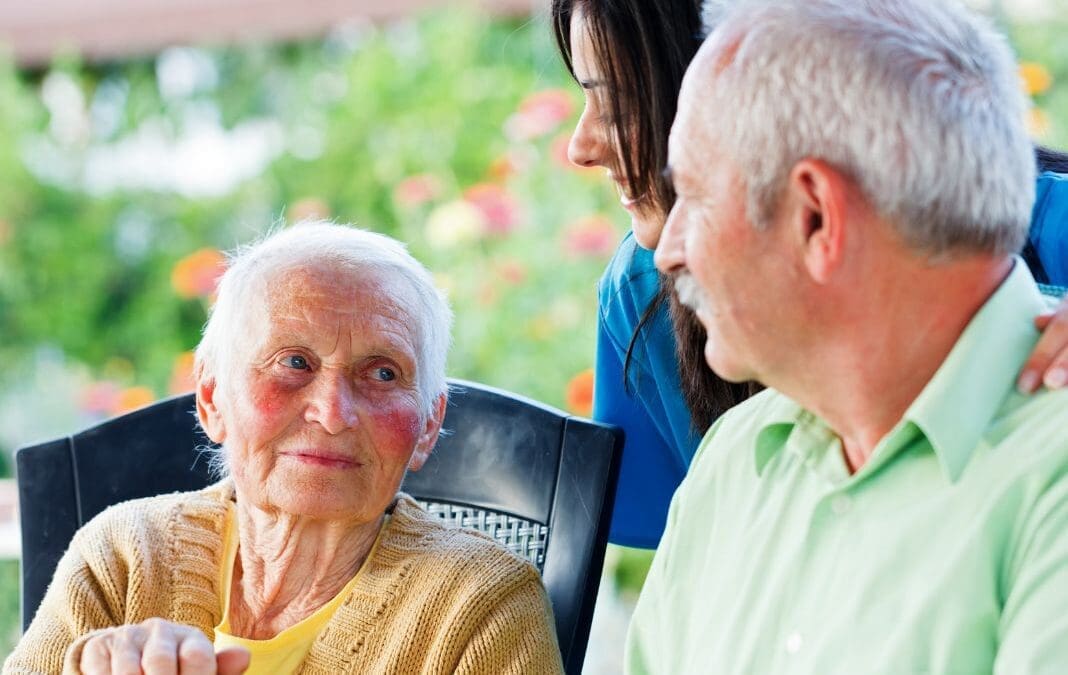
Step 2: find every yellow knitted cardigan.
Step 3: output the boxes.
[4,481,564,674]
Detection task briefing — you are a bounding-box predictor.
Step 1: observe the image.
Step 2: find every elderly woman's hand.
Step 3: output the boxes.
[73,618,250,675]
[1018,295,1068,393]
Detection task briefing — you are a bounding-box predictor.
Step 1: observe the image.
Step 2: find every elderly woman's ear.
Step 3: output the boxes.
[408,392,448,472]
[194,358,227,445]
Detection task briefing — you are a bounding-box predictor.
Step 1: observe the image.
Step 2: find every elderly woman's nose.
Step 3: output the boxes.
[567,108,606,169]
[305,374,359,434]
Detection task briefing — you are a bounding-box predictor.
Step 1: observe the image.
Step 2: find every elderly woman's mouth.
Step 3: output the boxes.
[280,450,362,469]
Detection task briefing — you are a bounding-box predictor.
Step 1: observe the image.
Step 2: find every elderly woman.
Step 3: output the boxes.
[5,222,563,674]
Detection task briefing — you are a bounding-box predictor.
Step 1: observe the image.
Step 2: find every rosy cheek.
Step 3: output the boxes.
[248,376,301,420]
[366,401,424,457]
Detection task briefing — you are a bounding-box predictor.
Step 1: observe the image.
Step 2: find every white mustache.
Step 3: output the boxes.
[673,273,707,313]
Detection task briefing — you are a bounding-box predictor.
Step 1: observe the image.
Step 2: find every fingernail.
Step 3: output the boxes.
[1045,368,1068,389]
[1017,370,1040,393]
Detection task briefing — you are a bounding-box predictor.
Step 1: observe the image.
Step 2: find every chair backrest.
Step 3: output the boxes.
[16,378,621,674]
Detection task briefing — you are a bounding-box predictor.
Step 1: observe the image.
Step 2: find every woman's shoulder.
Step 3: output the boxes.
[599,232,661,308]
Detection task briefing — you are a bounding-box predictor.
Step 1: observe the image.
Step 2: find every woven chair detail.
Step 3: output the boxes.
[418,500,549,571]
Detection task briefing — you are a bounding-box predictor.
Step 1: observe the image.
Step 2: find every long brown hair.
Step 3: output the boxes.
[552,0,760,432]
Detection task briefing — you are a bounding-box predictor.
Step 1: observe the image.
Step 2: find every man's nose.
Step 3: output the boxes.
[654,203,687,274]
[306,372,359,435]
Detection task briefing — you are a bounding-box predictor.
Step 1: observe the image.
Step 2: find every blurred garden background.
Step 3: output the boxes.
[0,0,1066,666]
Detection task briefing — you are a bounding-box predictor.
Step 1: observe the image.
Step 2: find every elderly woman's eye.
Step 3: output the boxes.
[281,355,310,370]
[375,367,396,382]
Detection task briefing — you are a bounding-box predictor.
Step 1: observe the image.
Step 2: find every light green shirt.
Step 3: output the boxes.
[626,261,1068,675]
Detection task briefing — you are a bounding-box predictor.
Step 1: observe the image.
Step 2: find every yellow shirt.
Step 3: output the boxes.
[213,504,386,675]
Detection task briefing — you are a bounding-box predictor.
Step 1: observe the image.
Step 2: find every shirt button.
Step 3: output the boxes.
[831,495,852,515]
[785,632,804,654]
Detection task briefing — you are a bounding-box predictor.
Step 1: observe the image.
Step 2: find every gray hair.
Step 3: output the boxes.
[694,0,1034,256]
[196,221,453,414]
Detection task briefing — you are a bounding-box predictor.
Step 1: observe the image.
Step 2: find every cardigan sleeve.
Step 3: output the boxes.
[453,574,564,675]
[3,521,128,674]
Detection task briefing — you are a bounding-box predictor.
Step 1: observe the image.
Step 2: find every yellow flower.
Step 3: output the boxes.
[1020,62,1052,96]
[1027,108,1051,139]
[425,200,485,249]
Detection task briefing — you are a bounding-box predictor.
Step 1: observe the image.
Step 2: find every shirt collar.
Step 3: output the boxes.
[754,259,1045,482]
[905,259,1045,482]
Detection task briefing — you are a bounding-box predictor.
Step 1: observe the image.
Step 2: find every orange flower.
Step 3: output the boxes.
[169,351,197,394]
[1020,62,1052,97]
[112,386,156,415]
[288,197,332,222]
[171,248,226,299]
[464,183,521,235]
[563,215,620,258]
[565,369,595,417]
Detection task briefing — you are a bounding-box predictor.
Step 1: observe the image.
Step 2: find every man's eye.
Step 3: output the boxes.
[375,367,396,382]
[281,355,309,370]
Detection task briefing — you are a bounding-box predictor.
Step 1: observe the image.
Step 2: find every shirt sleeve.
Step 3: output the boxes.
[995,472,1068,673]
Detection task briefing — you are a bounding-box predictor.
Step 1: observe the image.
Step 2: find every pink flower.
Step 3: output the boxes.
[505,89,575,141]
[464,183,521,236]
[494,258,528,285]
[80,381,120,415]
[393,174,444,208]
[563,215,620,258]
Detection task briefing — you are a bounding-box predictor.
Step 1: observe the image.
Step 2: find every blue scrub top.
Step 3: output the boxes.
[1031,171,1068,286]
[597,174,1068,549]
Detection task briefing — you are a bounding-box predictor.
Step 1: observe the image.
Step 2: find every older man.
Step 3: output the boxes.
[631,0,1068,673]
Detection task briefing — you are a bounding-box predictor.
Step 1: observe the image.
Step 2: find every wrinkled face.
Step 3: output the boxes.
[566,6,667,249]
[655,52,791,383]
[201,266,444,523]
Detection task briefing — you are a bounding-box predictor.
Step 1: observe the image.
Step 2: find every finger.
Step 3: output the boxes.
[110,626,148,675]
[1019,301,1068,393]
[141,619,179,675]
[1034,313,1053,331]
[175,628,218,675]
[81,633,117,674]
[216,647,251,675]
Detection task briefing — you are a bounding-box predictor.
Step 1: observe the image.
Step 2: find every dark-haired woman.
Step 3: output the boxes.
[551,0,1068,549]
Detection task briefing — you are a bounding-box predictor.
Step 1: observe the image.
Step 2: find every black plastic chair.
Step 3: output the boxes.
[15,378,621,674]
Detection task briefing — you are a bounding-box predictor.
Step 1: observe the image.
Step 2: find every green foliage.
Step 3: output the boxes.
[0,11,623,464]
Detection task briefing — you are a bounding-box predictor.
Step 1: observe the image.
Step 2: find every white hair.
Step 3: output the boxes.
[694,0,1035,256]
[196,220,452,414]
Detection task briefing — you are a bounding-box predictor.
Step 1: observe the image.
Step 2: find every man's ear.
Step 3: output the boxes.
[786,158,851,284]
[408,392,447,472]
[195,360,227,445]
